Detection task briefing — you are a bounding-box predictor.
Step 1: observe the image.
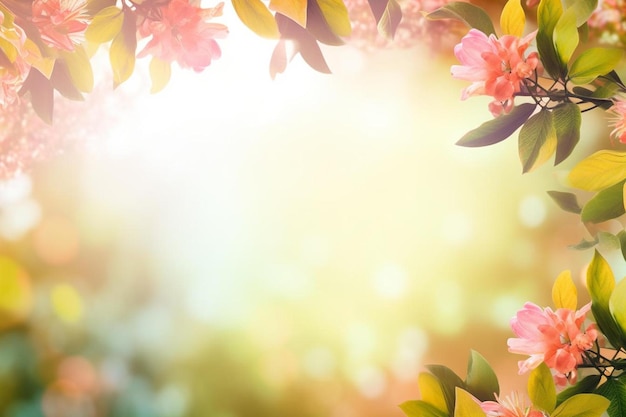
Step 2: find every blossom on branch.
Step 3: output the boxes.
[451,29,540,117]
[607,97,626,143]
[481,392,544,417]
[31,0,90,51]
[507,302,598,385]
[137,0,228,72]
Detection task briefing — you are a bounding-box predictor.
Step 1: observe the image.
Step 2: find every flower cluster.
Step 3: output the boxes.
[451,29,541,116]
[508,302,598,386]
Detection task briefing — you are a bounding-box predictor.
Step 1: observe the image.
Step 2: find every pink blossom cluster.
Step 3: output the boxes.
[138,0,228,72]
[31,0,90,51]
[507,302,598,385]
[588,0,626,44]
[607,97,626,144]
[344,0,466,52]
[451,29,541,117]
[0,10,32,109]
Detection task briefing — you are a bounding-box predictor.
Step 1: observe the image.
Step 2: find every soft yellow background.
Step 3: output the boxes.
[0,14,617,417]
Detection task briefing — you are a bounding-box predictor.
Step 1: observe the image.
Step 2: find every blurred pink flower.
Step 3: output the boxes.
[482,392,545,417]
[138,0,228,72]
[0,11,32,108]
[31,0,89,51]
[451,29,540,116]
[607,97,626,143]
[508,302,598,385]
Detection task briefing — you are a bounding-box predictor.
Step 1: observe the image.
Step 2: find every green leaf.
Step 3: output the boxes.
[570,47,624,85]
[537,0,564,78]
[315,0,351,37]
[427,364,465,415]
[426,2,495,35]
[587,250,624,348]
[528,363,556,414]
[598,231,622,252]
[551,393,609,417]
[581,180,626,223]
[518,109,557,173]
[109,10,137,87]
[556,375,601,406]
[399,400,449,417]
[553,102,581,165]
[552,270,577,310]
[453,388,485,417]
[149,57,171,94]
[500,0,525,37]
[50,60,84,101]
[547,190,582,214]
[569,150,626,192]
[553,8,579,67]
[418,372,448,414]
[569,237,598,250]
[568,0,598,27]
[376,0,402,39]
[85,5,123,43]
[456,103,536,147]
[232,0,279,38]
[595,378,626,417]
[58,47,93,93]
[618,230,626,262]
[609,276,626,338]
[465,350,498,402]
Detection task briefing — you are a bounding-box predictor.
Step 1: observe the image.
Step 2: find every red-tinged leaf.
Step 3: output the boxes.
[306,0,344,45]
[547,190,581,214]
[232,0,279,39]
[86,0,116,14]
[377,0,401,39]
[426,1,496,35]
[456,103,536,147]
[270,0,307,27]
[553,102,581,165]
[51,60,84,101]
[276,14,331,73]
[21,69,54,124]
[270,39,288,79]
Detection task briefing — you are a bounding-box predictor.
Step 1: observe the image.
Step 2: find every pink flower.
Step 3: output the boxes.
[607,97,626,143]
[482,392,545,417]
[138,0,228,72]
[507,302,598,385]
[451,29,540,116]
[0,12,32,108]
[31,0,90,51]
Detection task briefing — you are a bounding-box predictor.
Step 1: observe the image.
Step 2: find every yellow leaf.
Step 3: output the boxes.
[609,277,626,337]
[417,373,447,414]
[149,57,171,94]
[85,6,124,44]
[500,0,525,37]
[24,39,55,79]
[232,0,279,38]
[59,47,94,92]
[270,0,307,28]
[552,270,577,310]
[568,150,626,191]
[453,388,486,417]
[316,0,351,37]
[109,11,137,87]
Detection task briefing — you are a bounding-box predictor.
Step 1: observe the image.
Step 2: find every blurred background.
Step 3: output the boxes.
[0,3,623,416]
